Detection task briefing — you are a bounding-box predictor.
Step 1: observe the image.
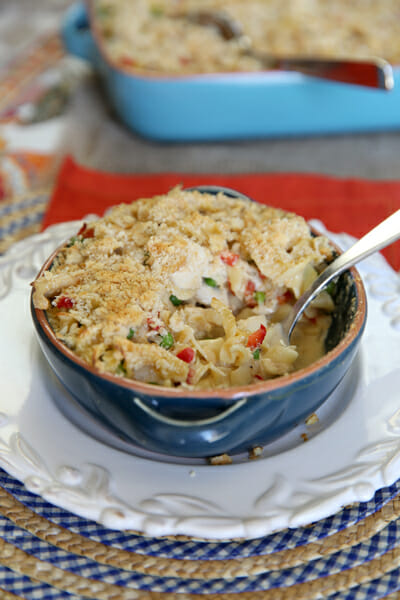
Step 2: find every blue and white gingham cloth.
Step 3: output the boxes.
[1,469,400,598]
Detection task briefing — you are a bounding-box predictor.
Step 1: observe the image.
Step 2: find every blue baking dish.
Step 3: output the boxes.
[62,2,400,142]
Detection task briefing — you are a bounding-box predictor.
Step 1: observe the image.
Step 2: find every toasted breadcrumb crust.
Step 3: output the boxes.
[32,188,334,389]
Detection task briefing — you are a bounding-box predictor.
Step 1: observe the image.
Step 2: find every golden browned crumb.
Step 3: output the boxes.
[305,413,319,426]
[208,453,233,465]
[248,446,263,459]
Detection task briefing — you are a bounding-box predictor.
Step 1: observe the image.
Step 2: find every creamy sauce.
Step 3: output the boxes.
[291,314,332,371]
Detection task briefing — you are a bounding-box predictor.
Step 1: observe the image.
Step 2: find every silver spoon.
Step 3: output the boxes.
[283,209,400,341]
[177,10,394,90]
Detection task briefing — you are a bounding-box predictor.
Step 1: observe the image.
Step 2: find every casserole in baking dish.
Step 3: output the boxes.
[62,1,400,141]
[93,0,400,75]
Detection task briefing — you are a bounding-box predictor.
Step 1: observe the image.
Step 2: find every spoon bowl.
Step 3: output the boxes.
[283,209,400,341]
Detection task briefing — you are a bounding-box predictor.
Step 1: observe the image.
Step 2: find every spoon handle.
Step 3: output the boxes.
[268,57,394,90]
[284,209,400,340]
[175,10,394,90]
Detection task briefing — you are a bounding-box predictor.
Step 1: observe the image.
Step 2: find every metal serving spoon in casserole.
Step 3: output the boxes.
[176,9,394,90]
[283,209,400,340]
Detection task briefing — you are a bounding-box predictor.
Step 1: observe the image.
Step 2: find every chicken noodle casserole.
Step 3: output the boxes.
[32,188,335,389]
[94,0,400,75]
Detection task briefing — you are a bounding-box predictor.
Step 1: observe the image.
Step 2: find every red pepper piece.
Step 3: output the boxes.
[245,280,255,294]
[186,366,195,385]
[120,56,137,68]
[244,280,257,307]
[176,347,195,363]
[247,324,266,350]
[77,223,95,239]
[56,296,74,310]
[277,290,294,305]
[306,315,318,325]
[147,316,160,331]
[220,251,239,266]
[82,227,95,239]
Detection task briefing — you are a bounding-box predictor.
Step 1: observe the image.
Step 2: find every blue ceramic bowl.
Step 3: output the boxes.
[31,186,367,458]
[61,2,400,141]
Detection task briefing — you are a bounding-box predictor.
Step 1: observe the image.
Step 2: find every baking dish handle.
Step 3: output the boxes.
[61,2,96,63]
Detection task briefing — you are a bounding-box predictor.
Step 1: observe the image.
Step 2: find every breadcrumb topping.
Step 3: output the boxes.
[32,188,334,389]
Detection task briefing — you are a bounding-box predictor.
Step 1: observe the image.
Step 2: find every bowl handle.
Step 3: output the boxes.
[133,396,248,427]
[61,2,96,63]
[119,396,257,457]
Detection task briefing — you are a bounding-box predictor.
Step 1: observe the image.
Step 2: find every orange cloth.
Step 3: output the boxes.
[42,156,400,270]
[0,151,53,200]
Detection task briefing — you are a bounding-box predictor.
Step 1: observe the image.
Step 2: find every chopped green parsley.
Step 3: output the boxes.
[169,294,183,306]
[254,291,266,305]
[143,250,151,265]
[67,236,78,247]
[327,281,336,296]
[203,277,219,288]
[149,4,164,16]
[160,332,174,349]
[117,360,127,375]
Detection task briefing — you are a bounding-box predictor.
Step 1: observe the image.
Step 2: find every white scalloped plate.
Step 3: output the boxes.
[0,219,399,540]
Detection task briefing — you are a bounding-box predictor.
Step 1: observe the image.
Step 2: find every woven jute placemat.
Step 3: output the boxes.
[1,466,400,599]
